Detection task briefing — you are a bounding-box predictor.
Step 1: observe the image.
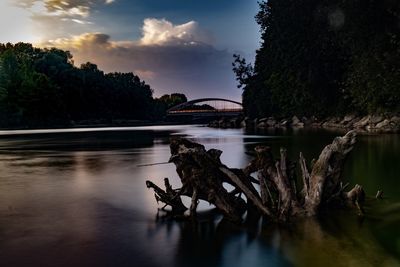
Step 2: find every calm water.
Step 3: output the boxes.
[0,125,399,267]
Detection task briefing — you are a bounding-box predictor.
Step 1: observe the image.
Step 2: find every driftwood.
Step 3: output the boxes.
[146,130,366,223]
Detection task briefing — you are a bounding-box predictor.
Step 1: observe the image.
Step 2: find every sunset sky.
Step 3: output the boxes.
[0,0,260,100]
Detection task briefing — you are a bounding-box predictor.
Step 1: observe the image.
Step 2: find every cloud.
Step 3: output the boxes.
[134,70,156,80]
[140,18,213,46]
[40,19,240,100]
[15,0,113,17]
[70,18,93,25]
[10,0,114,41]
[0,1,38,43]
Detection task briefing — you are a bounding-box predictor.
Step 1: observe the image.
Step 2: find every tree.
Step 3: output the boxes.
[232,54,254,89]
[151,93,188,119]
[239,0,400,118]
[159,93,188,109]
[0,43,173,127]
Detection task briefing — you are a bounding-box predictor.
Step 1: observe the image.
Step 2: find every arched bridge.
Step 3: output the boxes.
[167,98,243,120]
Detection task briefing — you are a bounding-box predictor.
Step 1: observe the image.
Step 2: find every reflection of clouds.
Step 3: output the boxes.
[83,155,106,174]
[73,151,95,192]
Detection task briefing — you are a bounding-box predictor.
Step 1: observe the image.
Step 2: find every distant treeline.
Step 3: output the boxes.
[234,0,400,118]
[0,43,187,128]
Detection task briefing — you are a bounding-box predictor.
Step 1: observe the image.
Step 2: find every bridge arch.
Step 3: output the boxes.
[167,98,243,113]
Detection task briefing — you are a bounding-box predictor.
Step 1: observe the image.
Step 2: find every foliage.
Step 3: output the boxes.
[158,93,187,109]
[185,104,215,111]
[152,93,188,118]
[0,43,185,127]
[232,54,254,89]
[235,0,400,118]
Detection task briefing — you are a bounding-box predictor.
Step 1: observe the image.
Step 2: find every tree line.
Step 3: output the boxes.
[0,43,187,128]
[234,0,400,118]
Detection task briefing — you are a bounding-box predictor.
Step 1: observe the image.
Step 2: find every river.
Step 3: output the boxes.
[0,125,399,267]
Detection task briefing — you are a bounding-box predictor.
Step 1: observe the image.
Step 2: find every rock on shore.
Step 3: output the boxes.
[208,114,400,134]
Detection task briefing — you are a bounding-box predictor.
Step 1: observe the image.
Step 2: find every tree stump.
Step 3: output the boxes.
[146,130,365,223]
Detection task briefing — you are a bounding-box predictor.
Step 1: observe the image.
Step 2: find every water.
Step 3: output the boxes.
[0,125,399,267]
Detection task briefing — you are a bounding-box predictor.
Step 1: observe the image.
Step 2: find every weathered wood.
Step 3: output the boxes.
[219,167,272,216]
[376,190,384,199]
[299,152,310,197]
[168,138,247,222]
[146,178,187,213]
[258,171,271,207]
[346,184,366,215]
[146,131,366,223]
[190,188,199,215]
[245,145,303,220]
[304,130,357,215]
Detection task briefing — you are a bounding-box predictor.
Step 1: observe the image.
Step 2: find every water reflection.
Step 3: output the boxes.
[151,206,400,267]
[152,210,292,267]
[0,125,399,267]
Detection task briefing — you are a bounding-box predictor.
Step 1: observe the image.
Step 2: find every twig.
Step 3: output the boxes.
[137,162,171,167]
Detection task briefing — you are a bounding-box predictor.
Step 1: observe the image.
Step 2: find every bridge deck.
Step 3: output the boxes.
[168,108,242,114]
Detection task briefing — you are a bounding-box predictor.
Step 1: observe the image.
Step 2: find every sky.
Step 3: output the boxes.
[0,0,261,101]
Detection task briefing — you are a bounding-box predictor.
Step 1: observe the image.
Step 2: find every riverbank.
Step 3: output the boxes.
[209,114,400,134]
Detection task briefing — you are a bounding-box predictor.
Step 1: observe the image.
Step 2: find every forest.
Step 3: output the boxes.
[0,43,186,128]
[234,0,400,118]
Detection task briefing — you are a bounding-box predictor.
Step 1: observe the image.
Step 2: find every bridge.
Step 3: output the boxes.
[166,98,243,122]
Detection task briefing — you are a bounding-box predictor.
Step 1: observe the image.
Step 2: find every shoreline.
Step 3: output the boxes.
[208,114,400,134]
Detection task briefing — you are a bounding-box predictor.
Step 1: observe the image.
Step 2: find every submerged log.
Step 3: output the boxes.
[146,130,366,223]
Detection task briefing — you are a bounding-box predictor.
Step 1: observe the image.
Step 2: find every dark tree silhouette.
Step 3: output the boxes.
[0,43,186,127]
[236,0,400,118]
